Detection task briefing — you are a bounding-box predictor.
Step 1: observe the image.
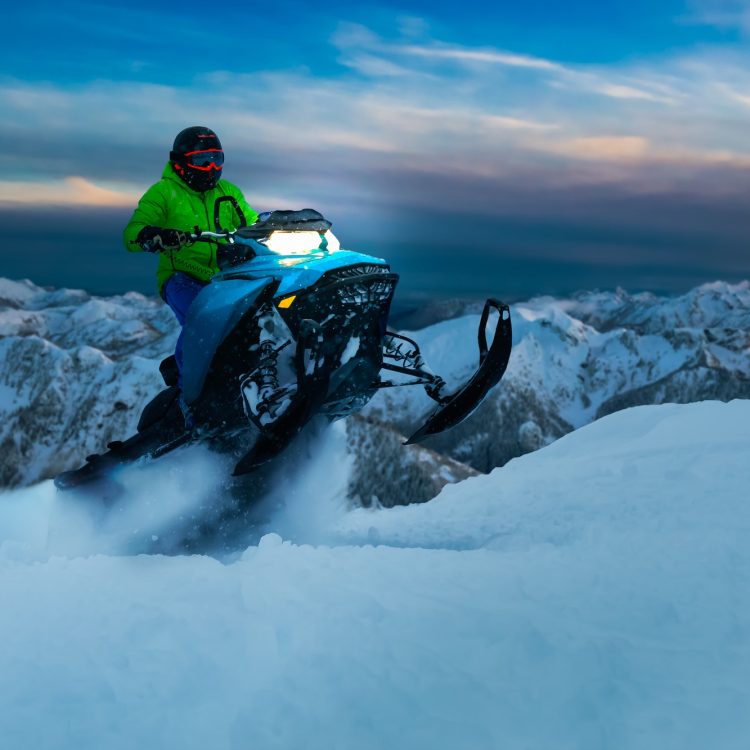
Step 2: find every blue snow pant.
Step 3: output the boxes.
[163,273,208,389]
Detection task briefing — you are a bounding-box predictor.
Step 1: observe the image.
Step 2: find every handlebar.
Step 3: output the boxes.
[188,229,236,244]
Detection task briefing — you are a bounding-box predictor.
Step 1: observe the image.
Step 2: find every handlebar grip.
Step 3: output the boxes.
[187,229,236,244]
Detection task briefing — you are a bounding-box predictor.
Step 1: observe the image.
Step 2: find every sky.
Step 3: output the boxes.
[2,0,750,300]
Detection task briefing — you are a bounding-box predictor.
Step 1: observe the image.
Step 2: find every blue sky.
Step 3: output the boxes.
[2,0,750,298]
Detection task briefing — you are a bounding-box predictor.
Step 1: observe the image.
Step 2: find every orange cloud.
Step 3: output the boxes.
[530,136,651,161]
[0,176,139,207]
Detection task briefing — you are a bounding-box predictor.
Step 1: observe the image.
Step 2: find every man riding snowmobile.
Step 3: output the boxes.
[123,126,258,418]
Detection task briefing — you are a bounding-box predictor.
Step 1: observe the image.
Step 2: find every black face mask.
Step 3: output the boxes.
[173,159,222,192]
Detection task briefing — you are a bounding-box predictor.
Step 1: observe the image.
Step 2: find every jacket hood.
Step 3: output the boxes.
[163,161,194,191]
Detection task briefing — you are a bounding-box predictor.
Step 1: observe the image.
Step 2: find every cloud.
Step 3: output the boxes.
[584,82,676,103]
[531,136,651,161]
[358,100,559,136]
[339,53,417,78]
[332,24,681,105]
[399,43,564,72]
[0,177,139,207]
[682,0,750,30]
[719,83,750,106]
[596,84,659,101]
[2,18,750,220]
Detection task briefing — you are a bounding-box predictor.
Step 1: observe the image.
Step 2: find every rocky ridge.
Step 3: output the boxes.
[1,277,748,504]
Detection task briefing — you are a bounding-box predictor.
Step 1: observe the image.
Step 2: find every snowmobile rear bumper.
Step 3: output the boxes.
[405,299,512,444]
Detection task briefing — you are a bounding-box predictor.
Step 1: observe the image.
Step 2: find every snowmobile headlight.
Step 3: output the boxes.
[262,230,340,255]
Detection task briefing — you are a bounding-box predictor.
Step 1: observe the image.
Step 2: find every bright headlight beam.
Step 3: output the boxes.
[262,230,340,256]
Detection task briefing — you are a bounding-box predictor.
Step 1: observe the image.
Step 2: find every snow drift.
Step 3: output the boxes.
[1,400,749,749]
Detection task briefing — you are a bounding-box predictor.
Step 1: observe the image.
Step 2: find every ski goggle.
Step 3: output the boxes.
[185,149,224,170]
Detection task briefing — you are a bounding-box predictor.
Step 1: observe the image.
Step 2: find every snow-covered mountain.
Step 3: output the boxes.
[1,277,748,504]
[1,400,748,749]
[0,278,176,487]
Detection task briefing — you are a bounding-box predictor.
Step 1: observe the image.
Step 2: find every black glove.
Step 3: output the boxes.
[136,226,188,253]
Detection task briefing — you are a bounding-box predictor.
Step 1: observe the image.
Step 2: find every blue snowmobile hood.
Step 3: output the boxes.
[181,245,389,404]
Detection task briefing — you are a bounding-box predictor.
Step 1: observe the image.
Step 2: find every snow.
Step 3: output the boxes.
[557,280,750,333]
[0,277,40,307]
[0,381,23,410]
[1,401,749,749]
[340,335,360,365]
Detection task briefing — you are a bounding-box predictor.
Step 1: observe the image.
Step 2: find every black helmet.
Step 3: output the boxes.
[170,126,224,192]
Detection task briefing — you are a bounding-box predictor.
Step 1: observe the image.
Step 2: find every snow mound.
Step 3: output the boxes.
[1,400,749,749]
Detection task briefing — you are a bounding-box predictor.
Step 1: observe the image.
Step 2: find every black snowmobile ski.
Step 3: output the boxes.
[378,299,512,444]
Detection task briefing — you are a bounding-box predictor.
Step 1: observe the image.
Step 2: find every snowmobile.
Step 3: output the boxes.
[54,206,512,492]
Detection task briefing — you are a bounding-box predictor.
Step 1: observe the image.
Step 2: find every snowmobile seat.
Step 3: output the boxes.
[159,355,179,387]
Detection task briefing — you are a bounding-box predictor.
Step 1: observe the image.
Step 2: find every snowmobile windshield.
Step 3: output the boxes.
[260,230,341,256]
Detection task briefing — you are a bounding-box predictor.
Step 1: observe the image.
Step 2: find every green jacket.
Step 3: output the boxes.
[123,163,258,293]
